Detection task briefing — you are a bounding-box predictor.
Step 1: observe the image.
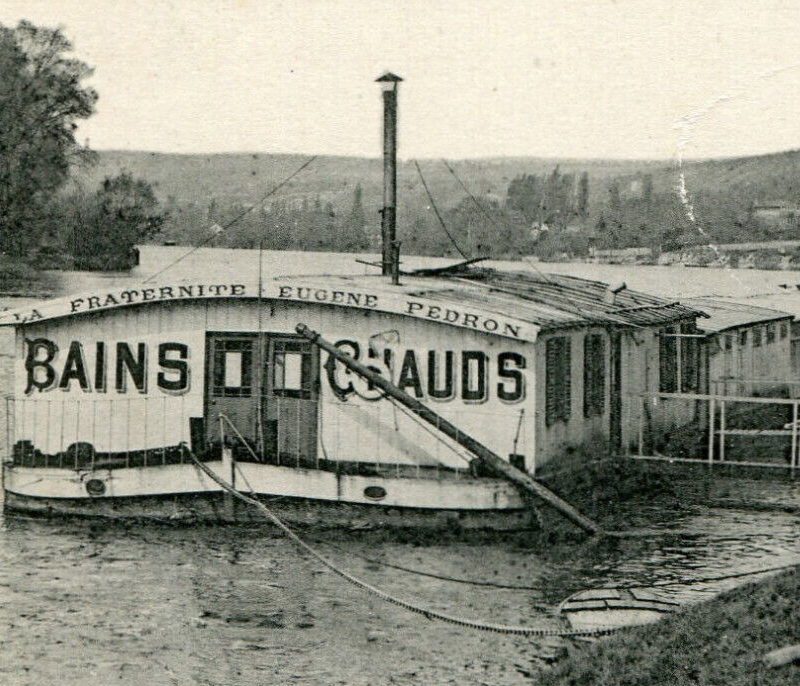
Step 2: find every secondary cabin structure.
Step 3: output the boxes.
[682,297,794,395]
[1,268,701,525]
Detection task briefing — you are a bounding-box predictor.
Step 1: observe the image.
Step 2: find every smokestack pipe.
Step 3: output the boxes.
[376,72,403,277]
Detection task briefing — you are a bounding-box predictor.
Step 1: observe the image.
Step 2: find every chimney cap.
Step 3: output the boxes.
[376,72,404,83]
[609,281,627,294]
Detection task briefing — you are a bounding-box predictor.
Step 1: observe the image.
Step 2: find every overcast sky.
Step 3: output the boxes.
[3,0,800,160]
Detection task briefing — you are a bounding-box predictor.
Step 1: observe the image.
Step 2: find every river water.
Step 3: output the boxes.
[1,496,798,686]
[1,252,800,685]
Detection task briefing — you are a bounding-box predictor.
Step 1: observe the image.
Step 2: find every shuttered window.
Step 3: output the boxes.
[680,323,698,392]
[753,326,762,347]
[659,324,698,392]
[659,327,677,392]
[766,323,776,344]
[583,334,605,418]
[545,337,571,426]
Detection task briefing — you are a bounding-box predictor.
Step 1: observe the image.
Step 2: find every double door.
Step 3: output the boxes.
[205,332,319,462]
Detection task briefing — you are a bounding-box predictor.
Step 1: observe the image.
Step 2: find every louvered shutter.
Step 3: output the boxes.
[546,338,558,426]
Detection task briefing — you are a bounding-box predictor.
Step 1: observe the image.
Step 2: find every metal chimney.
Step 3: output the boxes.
[376,72,403,278]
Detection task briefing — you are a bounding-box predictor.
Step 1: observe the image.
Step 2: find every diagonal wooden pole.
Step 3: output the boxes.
[296,323,602,535]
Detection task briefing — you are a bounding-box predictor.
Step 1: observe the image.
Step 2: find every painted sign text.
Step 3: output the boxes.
[325,339,526,404]
[25,339,190,395]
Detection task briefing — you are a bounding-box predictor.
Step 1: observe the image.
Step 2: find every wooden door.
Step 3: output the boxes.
[262,336,319,464]
[205,333,258,443]
[205,333,258,445]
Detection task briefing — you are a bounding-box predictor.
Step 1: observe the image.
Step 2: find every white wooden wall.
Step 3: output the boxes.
[14,299,536,470]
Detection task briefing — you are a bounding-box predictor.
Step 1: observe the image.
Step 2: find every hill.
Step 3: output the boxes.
[62,148,800,259]
[72,150,664,214]
[76,149,800,213]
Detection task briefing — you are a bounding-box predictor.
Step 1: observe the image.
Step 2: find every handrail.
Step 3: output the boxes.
[639,391,800,405]
[631,389,800,471]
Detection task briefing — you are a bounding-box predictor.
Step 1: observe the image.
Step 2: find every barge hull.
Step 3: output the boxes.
[3,490,534,530]
[2,461,532,529]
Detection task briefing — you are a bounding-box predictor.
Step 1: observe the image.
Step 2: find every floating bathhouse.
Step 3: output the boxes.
[1,267,702,523]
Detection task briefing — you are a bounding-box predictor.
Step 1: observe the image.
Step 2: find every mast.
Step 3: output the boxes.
[376,72,403,280]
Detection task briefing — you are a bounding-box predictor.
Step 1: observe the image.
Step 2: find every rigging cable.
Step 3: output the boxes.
[413,160,469,259]
[440,157,555,284]
[314,545,799,593]
[142,155,318,283]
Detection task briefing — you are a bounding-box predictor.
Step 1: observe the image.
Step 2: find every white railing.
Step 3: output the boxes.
[6,395,195,470]
[711,377,800,398]
[217,396,496,479]
[629,391,800,471]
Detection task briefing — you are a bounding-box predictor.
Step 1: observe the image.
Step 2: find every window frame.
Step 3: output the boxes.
[212,337,254,397]
[271,339,314,400]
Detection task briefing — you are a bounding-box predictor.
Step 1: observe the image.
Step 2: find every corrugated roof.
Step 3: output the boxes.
[299,268,701,330]
[681,297,792,334]
[437,268,703,330]
[717,291,800,319]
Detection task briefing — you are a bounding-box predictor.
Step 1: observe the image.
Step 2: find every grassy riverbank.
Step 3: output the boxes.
[541,566,800,686]
[0,256,59,296]
[534,447,684,534]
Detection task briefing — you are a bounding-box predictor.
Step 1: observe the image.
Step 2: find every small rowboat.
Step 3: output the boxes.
[558,587,680,631]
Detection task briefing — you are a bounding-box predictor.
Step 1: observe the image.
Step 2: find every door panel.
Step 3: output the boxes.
[264,337,318,462]
[206,335,257,444]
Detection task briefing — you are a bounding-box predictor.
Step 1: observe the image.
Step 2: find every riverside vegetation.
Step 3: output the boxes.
[541,566,800,686]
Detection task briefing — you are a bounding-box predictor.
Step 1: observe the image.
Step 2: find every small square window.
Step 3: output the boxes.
[272,340,313,399]
[212,338,253,397]
[274,352,303,391]
[224,351,244,387]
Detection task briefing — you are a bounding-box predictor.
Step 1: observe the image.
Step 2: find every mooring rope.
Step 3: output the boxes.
[313,543,800,593]
[181,445,630,637]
